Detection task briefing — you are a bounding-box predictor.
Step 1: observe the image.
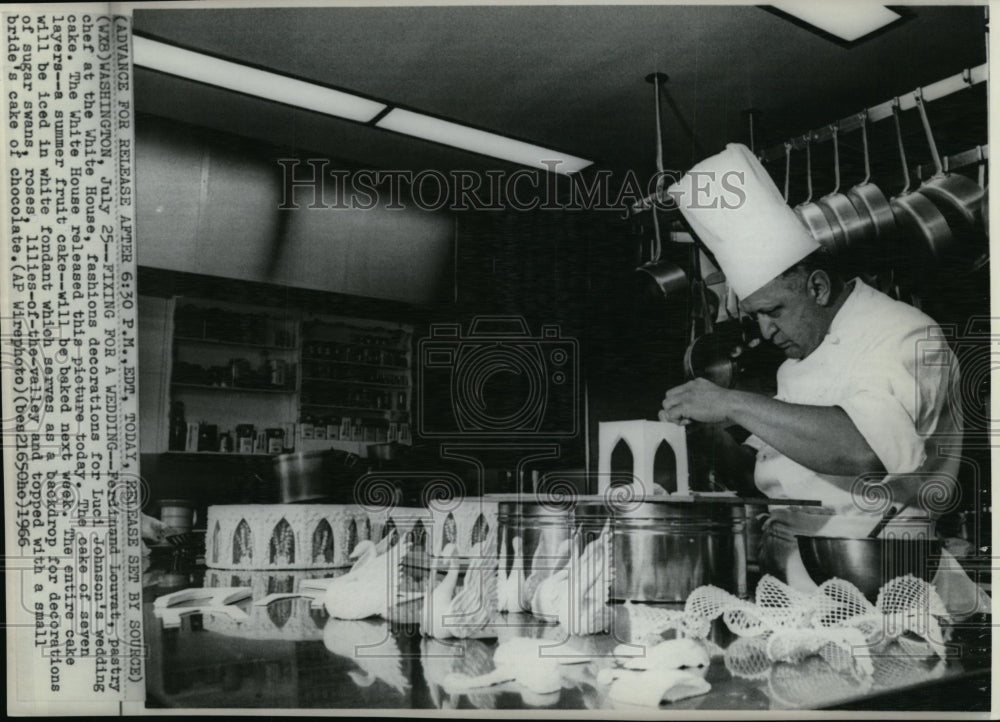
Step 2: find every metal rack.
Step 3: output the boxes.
[758,62,988,162]
[631,62,988,215]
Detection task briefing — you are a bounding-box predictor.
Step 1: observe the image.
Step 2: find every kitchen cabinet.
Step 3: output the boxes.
[297,314,413,454]
[166,298,300,456]
[156,296,413,456]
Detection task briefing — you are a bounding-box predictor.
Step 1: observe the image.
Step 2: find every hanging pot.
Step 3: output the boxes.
[635,223,689,301]
[794,134,845,252]
[846,110,897,259]
[887,101,954,285]
[636,74,690,301]
[914,90,985,228]
[818,123,871,256]
[683,318,784,391]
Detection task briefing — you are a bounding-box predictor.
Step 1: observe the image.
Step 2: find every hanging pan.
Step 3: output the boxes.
[846,110,897,258]
[887,100,954,285]
[636,223,688,300]
[794,134,845,252]
[818,123,870,256]
[635,72,688,300]
[914,89,985,228]
[912,90,988,278]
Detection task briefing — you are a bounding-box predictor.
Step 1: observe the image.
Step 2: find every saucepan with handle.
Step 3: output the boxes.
[847,110,897,264]
[635,73,689,301]
[887,100,954,286]
[794,134,845,252]
[912,89,987,278]
[818,123,871,258]
[914,88,985,229]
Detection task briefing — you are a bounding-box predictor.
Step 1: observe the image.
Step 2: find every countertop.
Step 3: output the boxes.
[142,565,991,712]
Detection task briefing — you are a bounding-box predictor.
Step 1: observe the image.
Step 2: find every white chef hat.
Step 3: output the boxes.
[666,143,820,299]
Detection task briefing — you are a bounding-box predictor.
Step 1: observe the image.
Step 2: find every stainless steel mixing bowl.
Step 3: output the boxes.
[797,535,942,601]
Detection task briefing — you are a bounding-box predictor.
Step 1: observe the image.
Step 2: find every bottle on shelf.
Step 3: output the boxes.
[169,401,187,451]
[236,424,256,454]
[185,421,201,452]
[266,428,284,454]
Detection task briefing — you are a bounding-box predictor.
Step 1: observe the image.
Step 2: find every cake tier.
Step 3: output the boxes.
[206,505,371,570]
[205,499,499,570]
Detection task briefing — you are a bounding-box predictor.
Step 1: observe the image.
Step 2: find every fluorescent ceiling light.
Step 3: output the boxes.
[771,4,900,42]
[132,36,386,123]
[376,108,593,175]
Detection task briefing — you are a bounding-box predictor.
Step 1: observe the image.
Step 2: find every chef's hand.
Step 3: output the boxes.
[659,378,733,425]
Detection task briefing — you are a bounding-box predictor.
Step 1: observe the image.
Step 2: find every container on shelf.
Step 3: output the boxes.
[197,424,219,453]
[266,428,285,455]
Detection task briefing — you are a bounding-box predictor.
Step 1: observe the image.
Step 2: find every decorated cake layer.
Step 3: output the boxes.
[426,498,498,557]
[206,505,372,570]
[205,499,499,571]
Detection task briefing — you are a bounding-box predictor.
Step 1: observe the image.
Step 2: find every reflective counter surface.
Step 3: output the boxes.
[143,567,991,712]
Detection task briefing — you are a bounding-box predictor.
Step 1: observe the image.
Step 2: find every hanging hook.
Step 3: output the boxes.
[892,99,911,195]
[829,123,842,195]
[783,142,792,203]
[859,110,873,186]
[646,72,669,262]
[914,86,945,177]
[803,134,815,204]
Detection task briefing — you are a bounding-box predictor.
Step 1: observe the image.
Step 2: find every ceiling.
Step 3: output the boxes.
[132,4,988,184]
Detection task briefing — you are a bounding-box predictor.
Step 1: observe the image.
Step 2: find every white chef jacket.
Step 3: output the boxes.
[745,278,963,530]
[743,280,990,616]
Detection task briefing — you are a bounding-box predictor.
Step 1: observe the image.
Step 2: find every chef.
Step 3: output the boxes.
[659,143,985,615]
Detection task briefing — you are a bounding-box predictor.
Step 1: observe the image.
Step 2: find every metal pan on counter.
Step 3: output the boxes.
[489,492,820,605]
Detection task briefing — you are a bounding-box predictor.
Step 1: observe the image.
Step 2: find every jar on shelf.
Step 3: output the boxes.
[268,358,287,387]
[266,428,284,454]
[299,415,315,440]
[282,423,296,453]
[236,424,255,454]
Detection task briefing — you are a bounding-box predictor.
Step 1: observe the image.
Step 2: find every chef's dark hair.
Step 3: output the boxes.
[778,247,844,292]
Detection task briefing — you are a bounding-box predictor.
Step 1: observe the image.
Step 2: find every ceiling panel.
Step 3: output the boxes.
[133,4,988,180]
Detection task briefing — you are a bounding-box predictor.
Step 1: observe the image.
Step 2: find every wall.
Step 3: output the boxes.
[135,116,454,306]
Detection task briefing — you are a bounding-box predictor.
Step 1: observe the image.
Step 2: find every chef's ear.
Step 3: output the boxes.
[805,269,833,305]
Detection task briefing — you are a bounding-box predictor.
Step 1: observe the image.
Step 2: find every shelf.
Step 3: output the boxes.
[172,382,296,394]
[302,332,407,352]
[163,451,279,458]
[174,336,297,351]
[301,377,408,389]
[299,403,408,414]
[300,357,408,370]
